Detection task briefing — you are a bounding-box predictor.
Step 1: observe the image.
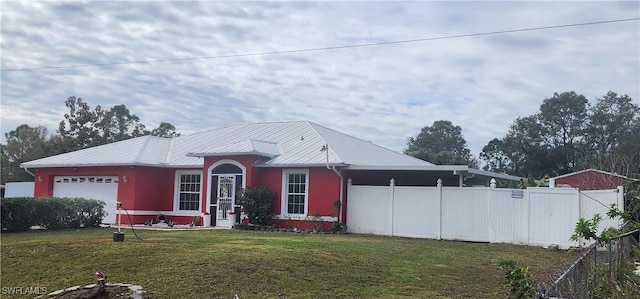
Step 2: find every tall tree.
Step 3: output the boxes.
[1,125,51,183]
[480,138,511,173]
[150,122,181,138]
[501,115,561,178]
[405,120,476,166]
[58,96,106,150]
[481,91,638,178]
[607,118,640,176]
[537,91,588,173]
[100,104,147,142]
[2,97,182,183]
[582,91,640,174]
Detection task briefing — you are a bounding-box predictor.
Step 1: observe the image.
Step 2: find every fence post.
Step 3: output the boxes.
[617,186,624,228]
[346,178,352,229]
[527,187,532,247]
[608,241,613,279]
[390,178,395,236]
[437,178,442,240]
[571,263,577,295]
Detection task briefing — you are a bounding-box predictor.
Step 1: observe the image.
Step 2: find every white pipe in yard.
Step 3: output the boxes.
[116,201,122,233]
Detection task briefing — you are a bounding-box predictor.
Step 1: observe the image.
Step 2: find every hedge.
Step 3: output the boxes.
[1,197,105,232]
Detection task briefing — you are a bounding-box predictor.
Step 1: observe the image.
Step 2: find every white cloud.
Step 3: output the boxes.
[1,1,638,161]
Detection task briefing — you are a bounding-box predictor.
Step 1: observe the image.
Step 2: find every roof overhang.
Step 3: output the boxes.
[346,165,467,171]
[20,162,203,169]
[550,168,636,181]
[345,164,522,181]
[187,139,281,159]
[254,163,348,168]
[186,151,278,158]
[466,168,522,181]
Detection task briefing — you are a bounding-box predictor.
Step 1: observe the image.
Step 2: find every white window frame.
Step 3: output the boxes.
[281,169,309,219]
[206,159,247,215]
[174,170,203,214]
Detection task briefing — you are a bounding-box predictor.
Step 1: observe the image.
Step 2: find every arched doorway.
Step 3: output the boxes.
[208,161,245,227]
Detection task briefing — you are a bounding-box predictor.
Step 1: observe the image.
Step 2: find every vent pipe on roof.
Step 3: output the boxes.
[320,144,329,169]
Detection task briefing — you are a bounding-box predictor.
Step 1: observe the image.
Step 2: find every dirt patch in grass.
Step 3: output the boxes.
[51,285,145,299]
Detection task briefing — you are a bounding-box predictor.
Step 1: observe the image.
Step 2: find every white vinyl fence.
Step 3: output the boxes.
[3,182,35,198]
[346,179,623,249]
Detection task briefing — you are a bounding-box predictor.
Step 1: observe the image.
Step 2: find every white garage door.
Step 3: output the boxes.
[53,176,119,224]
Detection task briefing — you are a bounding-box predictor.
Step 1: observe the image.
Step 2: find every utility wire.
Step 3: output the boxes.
[2,17,638,72]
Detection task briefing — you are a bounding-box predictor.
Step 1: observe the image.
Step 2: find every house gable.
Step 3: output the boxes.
[550,169,631,190]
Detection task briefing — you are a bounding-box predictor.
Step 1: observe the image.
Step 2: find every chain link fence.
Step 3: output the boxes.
[536,227,639,299]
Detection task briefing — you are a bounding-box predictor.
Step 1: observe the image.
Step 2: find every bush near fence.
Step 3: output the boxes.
[0,197,105,232]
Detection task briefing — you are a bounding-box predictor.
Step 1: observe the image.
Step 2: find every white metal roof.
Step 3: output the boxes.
[20,136,175,168]
[187,139,281,158]
[21,121,432,169]
[346,164,522,181]
[549,168,633,180]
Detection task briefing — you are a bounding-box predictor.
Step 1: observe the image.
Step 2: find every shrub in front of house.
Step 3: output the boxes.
[0,197,105,232]
[236,186,276,226]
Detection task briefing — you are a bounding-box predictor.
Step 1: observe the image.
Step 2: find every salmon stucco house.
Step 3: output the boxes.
[21,121,518,228]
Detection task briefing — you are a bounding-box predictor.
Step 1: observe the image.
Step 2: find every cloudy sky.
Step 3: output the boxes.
[1,1,639,161]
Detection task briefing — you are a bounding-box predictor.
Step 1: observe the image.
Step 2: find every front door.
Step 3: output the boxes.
[216,175,235,227]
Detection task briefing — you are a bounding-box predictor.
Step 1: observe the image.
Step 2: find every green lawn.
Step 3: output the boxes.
[1,228,577,298]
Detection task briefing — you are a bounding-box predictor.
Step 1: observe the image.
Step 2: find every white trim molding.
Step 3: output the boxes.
[280,169,310,217]
[120,210,202,217]
[173,170,203,213]
[274,214,337,222]
[206,159,247,215]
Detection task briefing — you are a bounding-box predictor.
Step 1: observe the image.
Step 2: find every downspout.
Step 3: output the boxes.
[24,168,35,177]
[331,166,344,223]
[323,144,344,223]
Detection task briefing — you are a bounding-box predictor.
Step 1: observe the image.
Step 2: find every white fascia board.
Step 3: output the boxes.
[467,168,522,181]
[254,163,348,168]
[20,162,203,169]
[550,168,633,180]
[186,151,277,158]
[345,165,521,181]
[345,165,468,171]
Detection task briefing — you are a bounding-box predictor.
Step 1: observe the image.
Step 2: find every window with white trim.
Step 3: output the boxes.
[177,173,201,211]
[283,170,308,215]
